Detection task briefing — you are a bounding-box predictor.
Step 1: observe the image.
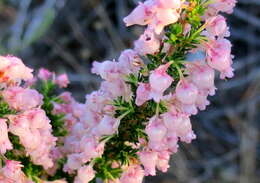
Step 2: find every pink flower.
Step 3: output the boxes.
[134,29,161,56]
[205,38,234,79]
[195,91,210,110]
[149,63,173,102]
[162,111,184,131]
[55,74,69,88]
[206,15,229,37]
[92,61,123,81]
[183,23,192,35]
[157,0,181,9]
[2,86,43,111]
[145,116,167,143]
[82,109,102,129]
[0,56,10,70]
[118,49,144,75]
[0,119,13,154]
[23,77,37,88]
[71,123,87,138]
[0,55,33,84]
[59,92,74,103]
[150,8,180,34]
[38,68,53,81]
[188,61,216,95]
[210,0,237,14]
[64,154,83,171]
[63,136,81,154]
[162,110,196,143]
[52,103,68,115]
[161,41,171,53]
[74,165,95,183]
[79,135,104,162]
[123,0,181,33]
[123,1,155,26]
[138,150,158,176]
[100,79,132,102]
[120,165,144,183]
[166,133,179,153]
[135,83,152,106]
[156,151,170,172]
[92,115,120,136]
[85,91,109,112]
[1,160,25,181]
[176,79,198,105]
[8,109,56,170]
[108,179,120,183]
[179,102,198,115]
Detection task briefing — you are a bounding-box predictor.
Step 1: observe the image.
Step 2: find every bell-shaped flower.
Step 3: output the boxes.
[38,68,53,81]
[157,0,182,9]
[64,153,83,171]
[195,91,211,111]
[145,116,167,143]
[2,86,43,111]
[135,83,152,106]
[162,111,196,143]
[123,1,155,26]
[120,164,144,183]
[138,150,158,176]
[80,135,104,161]
[1,160,25,181]
[92,60,123,81]
[74,165,95,183]
[55,73,69,88]
[118,49,144,75]
[166,133,179,153]
[206,38,234,79]
[134,29,161,56]
[149,63,173,102]
[206,15,229,37]
[210,0,237,14]
[156,151,170,172]
[150,8,180,34]
[0,55,33,84]
[92,115,120,137]
[0,119,13,154]
[101,79,132,102]
[176,79,198,105]
[188,61,216,95]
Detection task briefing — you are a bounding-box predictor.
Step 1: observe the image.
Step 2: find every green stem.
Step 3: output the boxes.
[100,134,115,144]
[116,106,129,111]
[190,23,207,40]
[0,154,7,162]
[203,0,215,7]
[174,63,184,79]
[0,155,3,168]
[118,110,132,120]
[32,176,42,183]
[156,102,160,116]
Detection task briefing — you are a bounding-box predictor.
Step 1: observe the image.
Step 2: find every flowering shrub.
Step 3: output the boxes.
[0,0,236,182]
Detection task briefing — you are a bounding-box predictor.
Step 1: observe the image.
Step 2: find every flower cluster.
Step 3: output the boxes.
[0,56,70,182]
[0,160,33,183]
[0,56,33,86]
[0,0,236,183]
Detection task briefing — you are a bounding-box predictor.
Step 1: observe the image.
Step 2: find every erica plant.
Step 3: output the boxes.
[0,0,237,183]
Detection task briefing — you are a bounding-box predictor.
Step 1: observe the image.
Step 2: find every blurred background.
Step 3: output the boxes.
[0,0,259,182]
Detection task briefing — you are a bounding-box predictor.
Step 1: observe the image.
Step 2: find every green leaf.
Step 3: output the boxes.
[0,98,16,118]
[23,7,56,48]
